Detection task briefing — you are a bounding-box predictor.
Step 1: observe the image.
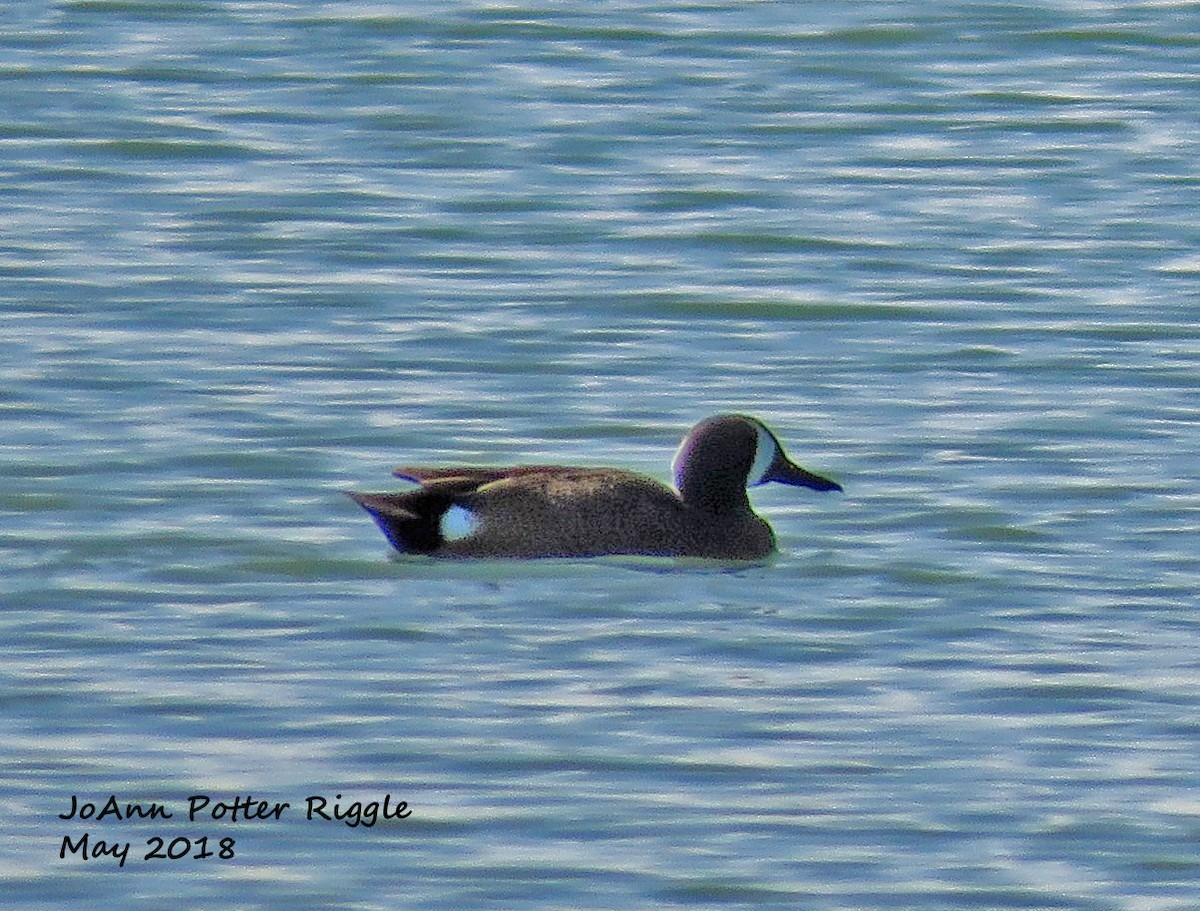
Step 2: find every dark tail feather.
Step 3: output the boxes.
[347,491,443,553]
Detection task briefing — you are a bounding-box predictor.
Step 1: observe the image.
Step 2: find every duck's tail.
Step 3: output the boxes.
[347,491,447,553]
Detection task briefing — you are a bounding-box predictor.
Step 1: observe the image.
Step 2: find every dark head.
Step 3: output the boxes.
[672,414,842,511]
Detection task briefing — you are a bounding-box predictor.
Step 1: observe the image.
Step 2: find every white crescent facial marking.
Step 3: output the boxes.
[747,420,778,487]
[440,504,480,541]
[671,438,692,490]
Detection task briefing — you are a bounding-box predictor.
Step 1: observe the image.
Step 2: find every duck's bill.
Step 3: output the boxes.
[765,460,842,492]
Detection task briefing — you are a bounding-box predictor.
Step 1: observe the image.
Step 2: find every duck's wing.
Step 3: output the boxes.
[391,465,582,485]
[349,476,479,514]
[350,469,602,554]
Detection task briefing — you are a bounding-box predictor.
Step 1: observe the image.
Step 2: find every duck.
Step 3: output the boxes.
[348,413,841,560]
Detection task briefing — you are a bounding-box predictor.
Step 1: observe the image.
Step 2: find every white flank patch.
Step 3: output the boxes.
[440,504,480,541]
[747,420,777,487]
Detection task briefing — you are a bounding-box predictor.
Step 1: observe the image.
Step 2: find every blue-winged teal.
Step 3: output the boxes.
[349,413,841,559]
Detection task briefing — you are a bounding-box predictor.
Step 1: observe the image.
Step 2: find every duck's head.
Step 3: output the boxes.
[672,414,842,509]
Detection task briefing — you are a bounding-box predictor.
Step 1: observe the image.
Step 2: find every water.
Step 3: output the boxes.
[2,2,1198,908]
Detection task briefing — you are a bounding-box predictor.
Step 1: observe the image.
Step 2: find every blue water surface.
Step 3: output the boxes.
[2,2,1198,909]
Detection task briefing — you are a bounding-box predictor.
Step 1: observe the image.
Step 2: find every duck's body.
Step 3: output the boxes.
[349,414,841,560]
[351,464,777,559]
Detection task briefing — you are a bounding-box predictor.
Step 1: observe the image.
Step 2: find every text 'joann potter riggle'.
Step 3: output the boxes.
[60,793,412,828]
